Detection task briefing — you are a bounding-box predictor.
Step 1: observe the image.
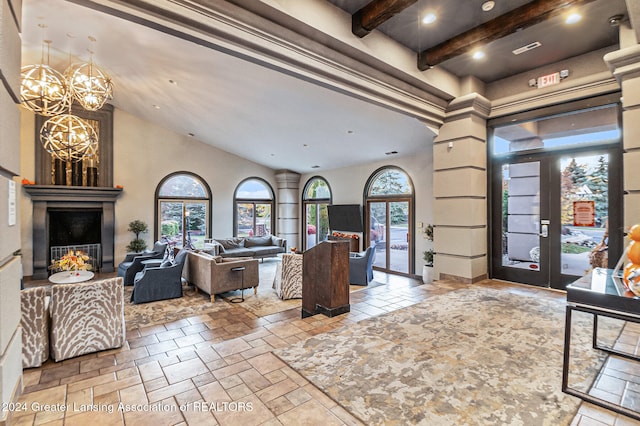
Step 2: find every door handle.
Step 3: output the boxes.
[540,224,548,238]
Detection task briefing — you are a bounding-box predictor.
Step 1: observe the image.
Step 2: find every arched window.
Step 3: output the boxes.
[234,178,275,237]
[365,166,414,275]
[302,177,332,250]
[155,172,212,249]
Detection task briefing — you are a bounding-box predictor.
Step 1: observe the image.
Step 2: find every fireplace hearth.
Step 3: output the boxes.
[24,185,122,279]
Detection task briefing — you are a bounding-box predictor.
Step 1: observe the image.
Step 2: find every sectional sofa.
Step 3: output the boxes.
[208,235,286,259]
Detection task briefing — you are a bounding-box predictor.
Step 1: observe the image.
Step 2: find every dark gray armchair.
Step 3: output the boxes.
[349,245,376,285]
[130,249,189,304]
[117,241,167,286]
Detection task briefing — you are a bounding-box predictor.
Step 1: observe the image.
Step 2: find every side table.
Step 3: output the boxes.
[563,268,640,421]
[49,270,95,284]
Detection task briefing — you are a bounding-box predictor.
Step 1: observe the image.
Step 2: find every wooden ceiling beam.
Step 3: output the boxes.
[352,0,417,38]
[418,0,598,70]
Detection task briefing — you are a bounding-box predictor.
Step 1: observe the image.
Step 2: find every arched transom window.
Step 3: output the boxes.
[365,166,414,275]
[302,177,332,250]
[234,178,275,237]
[156,172,211,249]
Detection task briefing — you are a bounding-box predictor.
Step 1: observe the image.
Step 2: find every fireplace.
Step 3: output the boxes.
[24,186,122,280]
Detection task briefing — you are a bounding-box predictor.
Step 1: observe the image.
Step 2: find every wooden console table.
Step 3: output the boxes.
[563,268,640,421]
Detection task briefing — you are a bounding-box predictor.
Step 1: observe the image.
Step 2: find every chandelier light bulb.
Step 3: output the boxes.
[40,114,98,162]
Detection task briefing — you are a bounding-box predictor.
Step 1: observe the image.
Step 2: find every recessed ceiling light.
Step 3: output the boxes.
[311,165,320,169]
[422,13,437,24]
[472,50,486,60]
[152,104,160,109]
[385,150,399,155]
[565,13,582,24]
[346,130,354,134]
[303,144,309,147]
[481,1,495,12]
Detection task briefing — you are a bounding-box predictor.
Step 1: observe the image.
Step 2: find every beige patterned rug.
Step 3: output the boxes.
[219,259,383,317]
[123,285,231,330]
[274,287,619,426]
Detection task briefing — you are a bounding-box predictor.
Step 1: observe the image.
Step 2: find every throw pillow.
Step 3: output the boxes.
[245,236,272,247]
[160,259,174,268]
[217,238,244,250]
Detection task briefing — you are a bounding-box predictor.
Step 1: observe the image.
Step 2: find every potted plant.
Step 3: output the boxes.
[422,224,434,284]
[126,219,149,253]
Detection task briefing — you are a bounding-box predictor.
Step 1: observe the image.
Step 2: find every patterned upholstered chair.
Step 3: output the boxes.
[21,287,49,368]
[117,241,167,285]
[349,245,376,285]
[49,277,125,362]
[273,253,303,299]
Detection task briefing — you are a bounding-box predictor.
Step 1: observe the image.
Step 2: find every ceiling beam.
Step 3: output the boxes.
[352,0,417,38]
[418,0,598,70]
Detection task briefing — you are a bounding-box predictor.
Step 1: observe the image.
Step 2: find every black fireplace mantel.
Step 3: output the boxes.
[24,185,123,279]
[23,185,122,202]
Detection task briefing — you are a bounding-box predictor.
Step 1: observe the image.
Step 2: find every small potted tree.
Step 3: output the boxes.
[422,224,434,283]
[126,220,149,253]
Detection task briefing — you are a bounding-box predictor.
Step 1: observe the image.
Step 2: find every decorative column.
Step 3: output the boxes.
[605,43,640,230]
[275,170,301,250]
[432,94,490,283]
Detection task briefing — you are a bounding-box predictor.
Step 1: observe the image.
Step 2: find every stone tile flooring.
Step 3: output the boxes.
[12,272,640,425]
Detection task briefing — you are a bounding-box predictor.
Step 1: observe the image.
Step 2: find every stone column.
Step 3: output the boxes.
[432,94,490,283]
[605,42,640,230]
[275,170,301,250]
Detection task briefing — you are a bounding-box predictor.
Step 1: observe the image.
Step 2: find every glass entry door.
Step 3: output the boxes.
[368,199,411,274]
[491,150,618,289]
[492,159,550,287]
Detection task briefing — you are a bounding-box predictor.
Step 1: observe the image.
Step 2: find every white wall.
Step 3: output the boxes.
[299,149,434,275]
[19,107,278,275]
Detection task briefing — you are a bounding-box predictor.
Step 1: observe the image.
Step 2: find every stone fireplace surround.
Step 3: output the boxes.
[24,185,122,280]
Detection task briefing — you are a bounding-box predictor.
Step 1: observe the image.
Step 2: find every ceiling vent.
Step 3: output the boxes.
[512,41,542,55]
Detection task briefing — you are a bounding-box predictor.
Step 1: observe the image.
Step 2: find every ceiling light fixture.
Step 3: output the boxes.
[481,1,495,12]
[20,27,71,116]
[39,113,98,162]
[66,36,113,111]
[472,50,486,60]
[608,15,624,27]
[422,13,437,24]
[565,13,582,24]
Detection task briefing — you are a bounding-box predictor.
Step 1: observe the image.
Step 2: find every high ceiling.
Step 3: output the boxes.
[20,0,630,173]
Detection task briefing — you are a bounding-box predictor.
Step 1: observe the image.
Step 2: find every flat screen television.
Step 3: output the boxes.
[327,204,363,233]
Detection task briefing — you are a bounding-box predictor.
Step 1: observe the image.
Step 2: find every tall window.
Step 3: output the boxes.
[156,172,211,249]
[365,166,414,275]
[234,178,275,237]
[302,177,332,250]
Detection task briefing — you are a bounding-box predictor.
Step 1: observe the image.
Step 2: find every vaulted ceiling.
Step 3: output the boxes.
[20,0,632,173]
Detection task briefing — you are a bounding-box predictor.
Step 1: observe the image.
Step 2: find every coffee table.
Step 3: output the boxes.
[48,270,95,284]
[563,267,640,421]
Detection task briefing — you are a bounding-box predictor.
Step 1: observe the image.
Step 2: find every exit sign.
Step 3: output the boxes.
[537,72,560,88]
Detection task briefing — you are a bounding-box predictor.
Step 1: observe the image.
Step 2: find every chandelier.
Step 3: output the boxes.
[20,39,70,116]
[40,113,97,163]
[66,39,113,111]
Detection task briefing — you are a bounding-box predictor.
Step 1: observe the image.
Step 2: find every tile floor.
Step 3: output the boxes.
[11,271,640,425]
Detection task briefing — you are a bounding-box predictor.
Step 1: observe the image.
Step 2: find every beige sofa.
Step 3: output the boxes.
[186,252,259,302]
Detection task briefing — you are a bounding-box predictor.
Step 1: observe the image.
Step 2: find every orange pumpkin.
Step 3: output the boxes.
[629,224,640,242]
[628,241,640,265]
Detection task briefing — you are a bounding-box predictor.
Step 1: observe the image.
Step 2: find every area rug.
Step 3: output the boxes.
[274,287,617,426]
[123,285,231,330]
[219,259,384,317]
